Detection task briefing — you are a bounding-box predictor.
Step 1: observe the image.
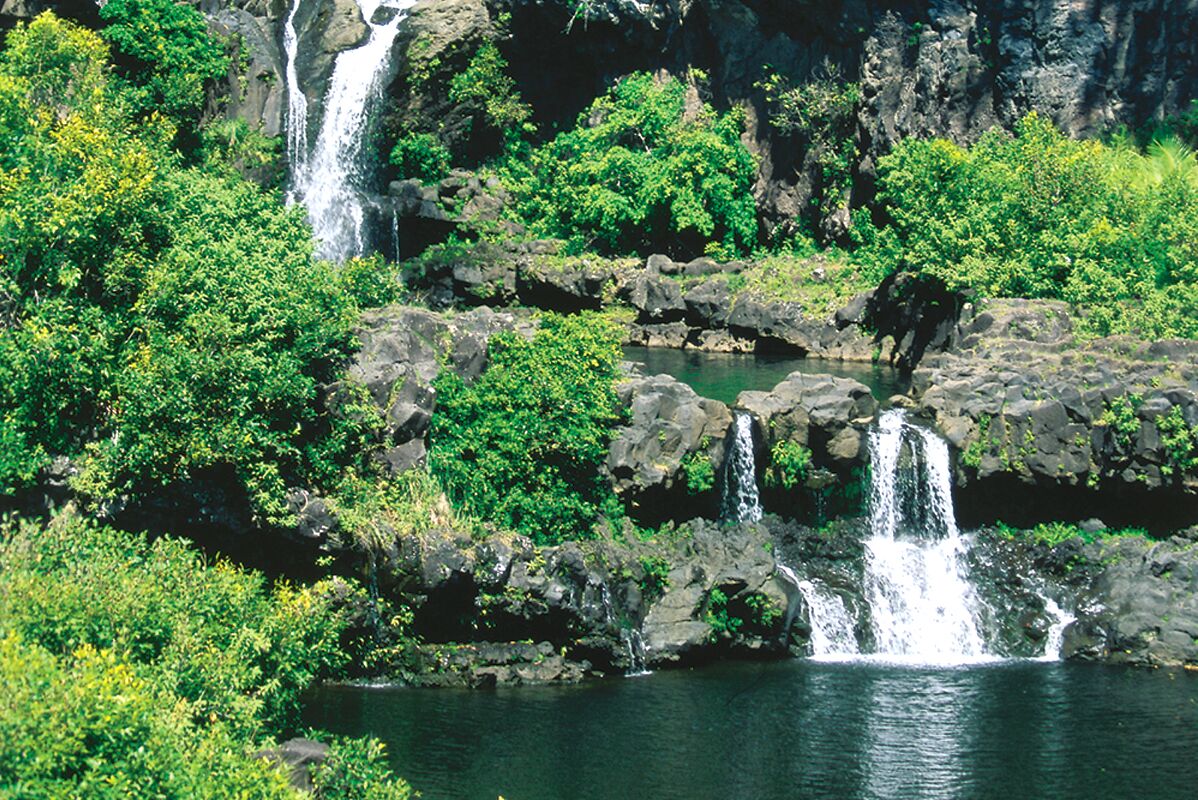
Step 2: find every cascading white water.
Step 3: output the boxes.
[862,409,989,664]
[1037,597,1076,662]
[721,412,763,523]
[285,0,417,261]
[796,579,860,659]
[283,0,308,188]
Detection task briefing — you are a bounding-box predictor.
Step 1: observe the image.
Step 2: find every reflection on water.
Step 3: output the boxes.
[303,660,1198,800]
[622,346,908,405]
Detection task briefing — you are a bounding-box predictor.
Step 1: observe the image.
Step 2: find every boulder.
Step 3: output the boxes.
[606,374,732,519]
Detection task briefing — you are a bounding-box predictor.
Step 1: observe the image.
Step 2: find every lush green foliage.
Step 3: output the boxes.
[429,313,624,545]
[704,587,742,636]
[758,65,861,216]
[449,42,533,147]
[0,515,415,798]
[638,555,672,604]
[309,735,415,800]
[682,449,716,494]
[500,72,758,257]
[1154,406,1198,478]
[855,113,1198,338]
[99,0,230,129]
[0,515,349,738]
[995,520,1148,547]
[390,131,452,183]
[764,439,812,490]
[0,15,363,524]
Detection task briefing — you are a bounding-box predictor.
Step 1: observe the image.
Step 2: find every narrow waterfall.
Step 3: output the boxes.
[721,412,763,523]
[1037,597,1076,662]
[796,579,860,659]
[285,0,418,261]
[862,410,989,663]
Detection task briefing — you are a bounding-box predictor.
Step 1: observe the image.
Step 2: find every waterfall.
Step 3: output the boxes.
[285,0,418,261]
[620,628,650,677]
[1037,597,1076,662]
[796,579,860,659]
[283,0,308,188]
[861,410,989,664]
[721,412,763,523]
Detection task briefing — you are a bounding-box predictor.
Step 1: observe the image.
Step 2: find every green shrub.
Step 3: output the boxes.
[682,449,715,494]
[758,64,861,216]
[0,515,351,737]
[1155,406,1198,477]
[0,514,416,798]
[429,313,625,545]
[500,72,758,257]
[995,521,1148,547]
[856,112,1198,339]
[0,15,365,524]
[638,555,671,604]
[99,0,230,129]
[764,439,812,490]
[704,587,742,637]
[450,42,534,148]
[0,634,299,800]
[390,131,452,183]
[310,735,415,800]
[1099,393,1143,453]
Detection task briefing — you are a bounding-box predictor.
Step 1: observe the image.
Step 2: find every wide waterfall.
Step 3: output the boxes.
[721,412,763,523]
[285,0,417,261]
[795,409,1071,664]
[861,409,989,663]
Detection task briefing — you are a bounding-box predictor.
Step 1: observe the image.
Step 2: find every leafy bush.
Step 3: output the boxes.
[0,514,416,798]
[0,634,298,800]
[390,131,452,183]
[449,42,533,148]
[0,515,350,737]
[758,64,861,216]
[429,313,624,545]
[855,112,1198,338]
[682,450,716,494]
[0,14,364,524]
[500,72,758,257]
[764,440,812,490]
[99,0,230,129]
[995,521,1147,547]
[638,555,672,604]
[311,734,415,800]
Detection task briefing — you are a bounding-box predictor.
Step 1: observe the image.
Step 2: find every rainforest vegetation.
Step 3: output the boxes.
[5,1,1198,796]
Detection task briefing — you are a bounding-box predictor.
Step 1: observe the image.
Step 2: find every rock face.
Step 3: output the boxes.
[373,516,806,683]
[907,300,1198,529]
[345,305,533,476]
[738,372,879,519]
[1066,533,1198,668]
[606,373,732,521]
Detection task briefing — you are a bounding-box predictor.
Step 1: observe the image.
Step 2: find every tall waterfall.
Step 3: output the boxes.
[285,0,417,261]
[721,412,763,523]
[861,410,989,663]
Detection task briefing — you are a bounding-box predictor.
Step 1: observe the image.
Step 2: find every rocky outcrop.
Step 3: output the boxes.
[344,305,533,475]
[606,373,732,522]
[905,300,1198,529]
[207,2,286,137]
[737,372,878,519]
[1065,532,1198,669]
[370,515,807,683]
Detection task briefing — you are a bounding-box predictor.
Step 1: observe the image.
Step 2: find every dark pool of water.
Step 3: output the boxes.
[622,346,907,405]
[304,660,1198,800]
